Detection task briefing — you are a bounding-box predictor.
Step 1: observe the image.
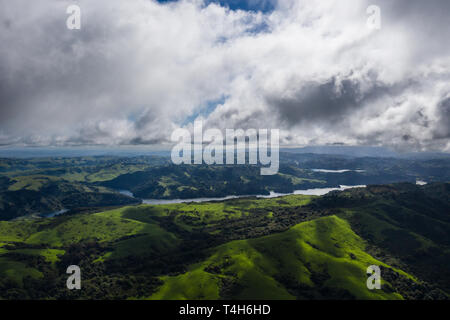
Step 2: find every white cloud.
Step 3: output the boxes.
[0,0,449,151]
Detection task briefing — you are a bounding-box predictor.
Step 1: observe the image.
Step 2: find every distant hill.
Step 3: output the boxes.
[0,154,449,220]
[282,146,450,159]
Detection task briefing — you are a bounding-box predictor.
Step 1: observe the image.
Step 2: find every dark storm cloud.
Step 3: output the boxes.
[0,2,134,132]
[266,78,362,126]
[265,77,413,128]
[377,0,450,58]
[262,0,450,132]
[379,0,450,29]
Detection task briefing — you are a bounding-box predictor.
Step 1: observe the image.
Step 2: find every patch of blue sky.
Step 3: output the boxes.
[182,95,228,126]
[156,0,277,13]
[244,19,271,34]
[157,0,273,42]
[214,20,271,45]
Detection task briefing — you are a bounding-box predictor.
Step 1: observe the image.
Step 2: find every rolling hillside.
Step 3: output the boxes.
[0,183,448,299]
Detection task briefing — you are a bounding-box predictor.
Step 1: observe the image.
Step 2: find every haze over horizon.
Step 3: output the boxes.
[1,144,449,159]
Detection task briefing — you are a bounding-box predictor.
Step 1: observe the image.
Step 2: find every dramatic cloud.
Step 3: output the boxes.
[0,0,449,151]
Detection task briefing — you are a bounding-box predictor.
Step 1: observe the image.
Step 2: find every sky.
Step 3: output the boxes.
[0,0,449,152]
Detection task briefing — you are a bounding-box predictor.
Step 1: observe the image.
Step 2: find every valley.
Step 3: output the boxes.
[1,152,449,221]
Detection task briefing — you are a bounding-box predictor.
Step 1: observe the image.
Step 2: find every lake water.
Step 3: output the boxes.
[311,169,366,173]
[118,190,134,197]
[41,185,367,218]
[119,185,367,205]
[42,209,69,218]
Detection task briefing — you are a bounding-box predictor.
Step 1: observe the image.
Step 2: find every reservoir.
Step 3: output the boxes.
[311,169,365,173]
[42,185,367,217]
[122,185,368,205]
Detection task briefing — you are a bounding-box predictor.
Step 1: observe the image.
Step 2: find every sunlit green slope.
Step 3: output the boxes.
[148,216,407,300]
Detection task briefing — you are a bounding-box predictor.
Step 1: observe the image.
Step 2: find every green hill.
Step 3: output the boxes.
[0,183,448,299]
[148,216,406,300]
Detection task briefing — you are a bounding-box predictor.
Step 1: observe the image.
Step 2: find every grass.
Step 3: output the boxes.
[148,216,406,300]
[278,173,325,185]
[0,243,65,264]
[0,220,41,242]
[82,164,149,183]
[25,208,153,246]
[0,190,439,299]
[0,206,179,262]
[149,268,222,300]
[95,196,312,260]
[97,227,178,261]
[13,248,66,264]
[139,194,313,231]
[340,206,439,261]
[0,257,43,285]
[7,175,61,191]
[0,243,7,255]
[3,162,150,184]
[93,206,179,260]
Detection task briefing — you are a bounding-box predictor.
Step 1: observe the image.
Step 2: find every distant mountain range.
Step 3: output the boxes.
[282,146,450,159]
[1,145,449,160]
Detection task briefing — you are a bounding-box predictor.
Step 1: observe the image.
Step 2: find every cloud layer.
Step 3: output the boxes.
[0,0,449,151]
